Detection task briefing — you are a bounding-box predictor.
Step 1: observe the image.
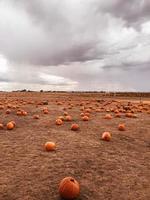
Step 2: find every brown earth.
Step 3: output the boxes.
[0,92,150,200]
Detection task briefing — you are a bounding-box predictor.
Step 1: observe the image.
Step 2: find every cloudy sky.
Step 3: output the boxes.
[0,0,150,91]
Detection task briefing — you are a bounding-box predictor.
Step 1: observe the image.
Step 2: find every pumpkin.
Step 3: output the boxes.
[7,104,12,108]
[68,106,72,109]
[132,114,137,118]
[80,106,84,111]
[80,102,84,106]
[65,115,72,121]
[115,113,121,118]
[104,114,112,119]
[125,113,133,118]
[0,123,4,129]
[17,110,23,116]
[43,107,48,111]
[6,122,14,130]
[71,124,79,131]
[102,132,111,141]
[22,111,28,116]
[114,109,119,113]
[43,109,49,114]
[57,102,63,105]
[56,119,63,125]
[110,108,114,112]
[82,116,89,121]
[59,177,80,200]
[118,123,125,131]
[85,108,91,113]
[6,109,11,114]
[0,105,4,110]
[64,112,68,116]
[80,113,84,117]
[84,112,90,117]
[44,142,56,151]
[33,115,40,119]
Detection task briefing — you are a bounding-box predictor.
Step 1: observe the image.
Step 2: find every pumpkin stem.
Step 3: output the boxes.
[70,178,75,182]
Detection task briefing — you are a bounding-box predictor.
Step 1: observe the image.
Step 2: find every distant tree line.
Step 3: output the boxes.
[8,89,150,97]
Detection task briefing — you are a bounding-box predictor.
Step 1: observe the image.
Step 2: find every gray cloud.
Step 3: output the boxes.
[102,61,150,72]
[0,0,110,65]
[0,0,150,91]
[95,0,150,27]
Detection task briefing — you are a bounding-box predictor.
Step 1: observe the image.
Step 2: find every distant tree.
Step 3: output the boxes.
[21,89,27,92]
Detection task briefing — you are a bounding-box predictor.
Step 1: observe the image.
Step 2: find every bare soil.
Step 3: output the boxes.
[0,92,150,200]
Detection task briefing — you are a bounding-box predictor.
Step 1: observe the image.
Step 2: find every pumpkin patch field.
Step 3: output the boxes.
[0,92,150,200]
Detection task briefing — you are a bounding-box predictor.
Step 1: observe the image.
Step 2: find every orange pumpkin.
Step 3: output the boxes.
[6,109,11,114]
[71,124,79,131]
[12,105,16,109]
[82,116,89,121]
[57,102,63,105]
[22,111,28,116]
[42,107,48,111]
[44,142,56,151]
[132,114,137,118]
[104,114,112,119]
[102,132,111,141]
[33,115,40,119]
[118,123,125,131]
[0,105,4,110]
[80,106,84,111]
[17,111,22,116]
[43,109,49,114]
[80,113,84,117]
[7,104,12,108]
[65,115,72,121]
[79,102,83,106]
[0,123,4,129]
[125,113,133,118]
[84,112,90,117]
[59,177,80,200]
[6,122,14,130]
[114,109,119,113]
[115,113,121,118]
[64,112,68,116]
[56,119,63,125]
[85,108,91,113]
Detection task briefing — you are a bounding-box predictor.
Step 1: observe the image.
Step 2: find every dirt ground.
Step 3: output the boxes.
[0,92,150,200]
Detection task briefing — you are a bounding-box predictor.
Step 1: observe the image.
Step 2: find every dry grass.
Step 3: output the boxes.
[0,92,150,200]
